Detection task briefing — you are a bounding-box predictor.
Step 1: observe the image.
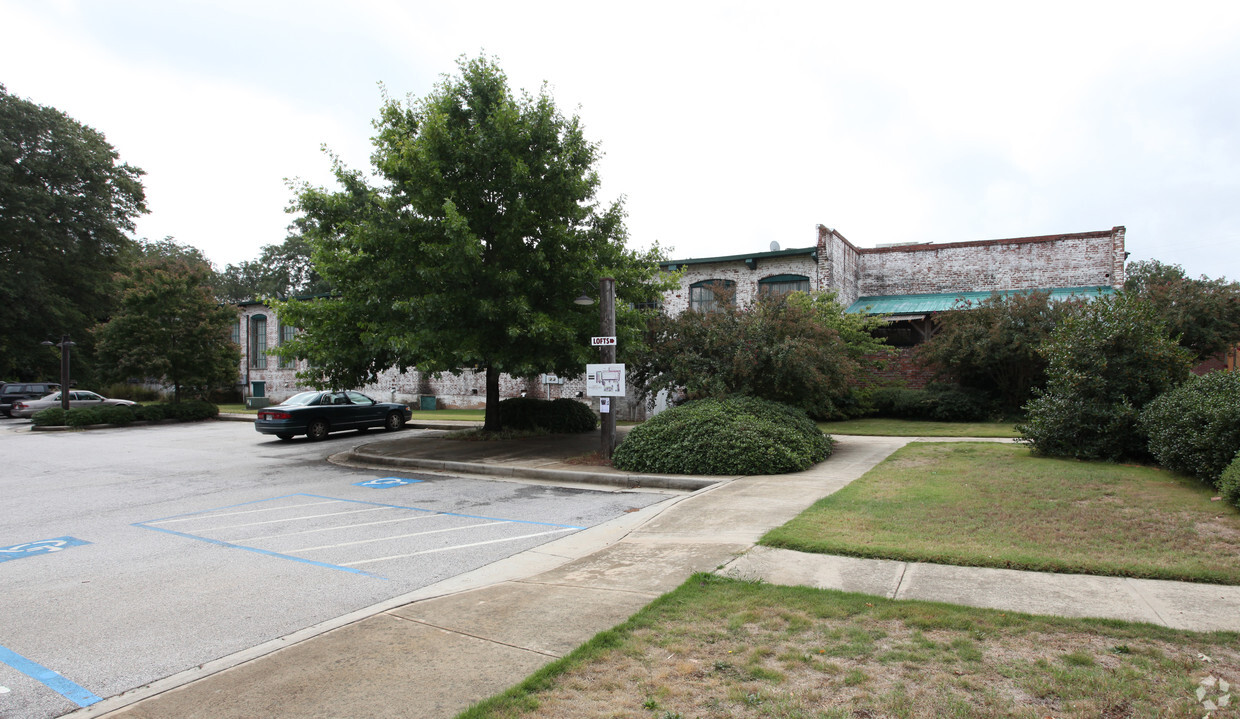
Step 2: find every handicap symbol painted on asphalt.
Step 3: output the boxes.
[353,477,423,489]
[0,537,91,563]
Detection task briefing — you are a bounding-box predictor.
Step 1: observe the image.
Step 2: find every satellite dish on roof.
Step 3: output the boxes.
[769,241,780,251]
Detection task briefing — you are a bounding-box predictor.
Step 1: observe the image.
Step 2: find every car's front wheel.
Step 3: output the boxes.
[384,411,405,431]
[306,420,330,441]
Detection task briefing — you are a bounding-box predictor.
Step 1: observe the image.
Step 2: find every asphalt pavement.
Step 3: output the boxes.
[63,424,1240,719]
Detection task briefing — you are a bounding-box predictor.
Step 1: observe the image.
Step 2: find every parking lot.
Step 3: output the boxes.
[0,418,674,719]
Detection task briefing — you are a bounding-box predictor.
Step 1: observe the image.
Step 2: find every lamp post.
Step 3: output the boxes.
[576,278,618,459]
[41,335,75,411]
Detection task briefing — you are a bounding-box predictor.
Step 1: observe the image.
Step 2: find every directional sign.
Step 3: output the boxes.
[591,336,617,346]
[0,537,90,563]
[585,363,626,397]
[353,477,423,489]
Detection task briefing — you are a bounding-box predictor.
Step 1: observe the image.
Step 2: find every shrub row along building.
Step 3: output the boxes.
[235,224,1127,416]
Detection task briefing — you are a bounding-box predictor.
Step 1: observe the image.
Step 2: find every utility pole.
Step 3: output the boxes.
[41,335,74,411]
[599,277,616,459]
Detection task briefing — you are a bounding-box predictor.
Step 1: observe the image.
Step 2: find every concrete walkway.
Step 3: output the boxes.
[79,430,1240,719]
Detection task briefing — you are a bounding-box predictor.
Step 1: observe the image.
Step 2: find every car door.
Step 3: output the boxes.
[319,391,358,429]
[70,391,106,410]
[346,391,386,427]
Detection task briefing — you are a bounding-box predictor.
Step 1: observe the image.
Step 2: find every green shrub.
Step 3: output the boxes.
[496,397,596,433]
[99,405,136,426]
[134,403,168,421]
[1219,451,1240,509]
[1018,293,1193,462]
[167,400,218,421]
[32,407,66,426]
[65,407,103,427]
[547,398,596,432]
[1140,371,1240,486]
[612,397,832,475]
[868,385,988,422]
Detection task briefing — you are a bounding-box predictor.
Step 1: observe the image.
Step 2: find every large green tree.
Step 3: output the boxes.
[276,56,670,430]
[1123,259,1240,360]
[0,84,146,381]
[94,240,240,402]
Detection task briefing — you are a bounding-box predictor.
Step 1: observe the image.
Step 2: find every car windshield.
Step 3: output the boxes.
[282,392,323,406]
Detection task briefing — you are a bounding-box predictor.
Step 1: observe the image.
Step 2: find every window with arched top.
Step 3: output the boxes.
[688,280,736,313]
[758,274,811,298]
[249,314,267,369]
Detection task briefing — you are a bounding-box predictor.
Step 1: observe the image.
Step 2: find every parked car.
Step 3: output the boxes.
[254,390,411,441]
[1,382,61,417]
[10,390,137,419]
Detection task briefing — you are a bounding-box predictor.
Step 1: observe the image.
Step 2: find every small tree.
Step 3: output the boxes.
[630,291,885,419]
[276,56,671,431]
[1018,293,1193,461]
[915,291,1072,414]
[1124,260,1240,360]
[94,242,240,402]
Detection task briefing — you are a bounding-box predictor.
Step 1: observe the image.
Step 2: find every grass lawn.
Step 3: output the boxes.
[458,574,1239,719]
[817,417,1020,437]
[762,442,1240,584]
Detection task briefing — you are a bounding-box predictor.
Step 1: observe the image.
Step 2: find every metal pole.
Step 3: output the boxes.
[600,278,616,459]
[59,335,71,411]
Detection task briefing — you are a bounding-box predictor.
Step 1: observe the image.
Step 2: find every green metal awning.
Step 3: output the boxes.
[845,286,1116,315]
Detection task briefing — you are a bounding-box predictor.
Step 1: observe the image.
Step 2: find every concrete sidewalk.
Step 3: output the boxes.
[81,431,1240,719]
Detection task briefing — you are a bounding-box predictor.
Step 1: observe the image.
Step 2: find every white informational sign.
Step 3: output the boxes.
[591,336,617,346]
[599,397,611,413]
[585,363,626,397]
[540,373,565,385]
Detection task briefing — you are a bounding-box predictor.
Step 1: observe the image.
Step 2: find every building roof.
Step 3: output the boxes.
[845,286,1116,315]
[660,246,818,271]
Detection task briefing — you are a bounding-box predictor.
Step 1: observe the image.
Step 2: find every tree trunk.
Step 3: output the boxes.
[483,364,502,432]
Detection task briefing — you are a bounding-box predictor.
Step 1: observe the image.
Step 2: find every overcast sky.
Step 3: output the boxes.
[4,0,1239,281]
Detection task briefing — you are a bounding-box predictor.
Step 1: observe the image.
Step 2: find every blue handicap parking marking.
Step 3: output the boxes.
[0,537,90,563]
[354,477,423,489]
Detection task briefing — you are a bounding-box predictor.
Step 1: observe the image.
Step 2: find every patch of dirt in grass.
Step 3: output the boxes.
[508,607,1240,719]
[561,451,613,467]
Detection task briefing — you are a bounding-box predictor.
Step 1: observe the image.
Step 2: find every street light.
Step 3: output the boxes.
[41,335,75,411]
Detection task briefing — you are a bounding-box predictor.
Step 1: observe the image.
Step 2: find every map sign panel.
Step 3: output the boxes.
[585,363,626,397]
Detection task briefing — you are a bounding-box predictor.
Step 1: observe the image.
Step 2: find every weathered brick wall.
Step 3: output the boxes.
[864,347,936,389]
[660,253,824,315]
[819,225,862,306]
[855,228,1126,297]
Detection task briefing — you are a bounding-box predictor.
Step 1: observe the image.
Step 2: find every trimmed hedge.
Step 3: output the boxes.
[496,397,597,433]
[1140,371,1240,486]
[31,407,66,427]
[612,397,833,475]
[31,401,218,427]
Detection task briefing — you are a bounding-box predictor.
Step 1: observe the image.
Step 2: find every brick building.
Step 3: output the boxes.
[234,224,1126,408]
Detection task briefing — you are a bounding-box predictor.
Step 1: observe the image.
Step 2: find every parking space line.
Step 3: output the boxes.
[241,513,440,542]
[135,524,389,579]
[144,499,342,525]
[341,528,576,566]
[0,644,101,708]
[287,521,508,553]
[204,506,398,532]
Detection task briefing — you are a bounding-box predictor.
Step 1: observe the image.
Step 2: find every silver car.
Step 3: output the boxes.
[11,391,138,418]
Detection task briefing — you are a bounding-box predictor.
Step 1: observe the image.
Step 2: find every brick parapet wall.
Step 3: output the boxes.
[855,228,1126,297]
[660,254,825,315]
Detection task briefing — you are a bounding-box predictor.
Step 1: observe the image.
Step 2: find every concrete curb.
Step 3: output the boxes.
[342,446,720,491]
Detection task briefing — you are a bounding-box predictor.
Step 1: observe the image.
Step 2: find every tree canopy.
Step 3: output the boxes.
[0,84,146,382]
[914,291,1074,414]
[94,240,240,402]
[275,56,670,429]
[214,234,329,303]
[1123,259,1240,360]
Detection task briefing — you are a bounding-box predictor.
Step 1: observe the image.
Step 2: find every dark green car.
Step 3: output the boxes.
[254,390,411,441]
